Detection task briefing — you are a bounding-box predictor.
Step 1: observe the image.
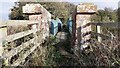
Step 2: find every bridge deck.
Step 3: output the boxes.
[56,30,68,42]
[53,30,80,66]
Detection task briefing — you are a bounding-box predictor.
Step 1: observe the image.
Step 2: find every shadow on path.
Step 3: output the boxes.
[52,28,80,66]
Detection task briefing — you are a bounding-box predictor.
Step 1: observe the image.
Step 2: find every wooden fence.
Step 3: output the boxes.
[0,20,49,66]
[0,3,51,66]
[89,22,120,42]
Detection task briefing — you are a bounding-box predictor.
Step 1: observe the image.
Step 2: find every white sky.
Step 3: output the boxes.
[0,0,119,21]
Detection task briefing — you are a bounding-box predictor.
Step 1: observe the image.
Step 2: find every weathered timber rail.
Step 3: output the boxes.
[81,22,120,39]
[90,22,120,41]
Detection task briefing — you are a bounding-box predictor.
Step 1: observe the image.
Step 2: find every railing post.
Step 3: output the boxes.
[0,25,7,67]
[97,25,102,42]
[32,24,37,41]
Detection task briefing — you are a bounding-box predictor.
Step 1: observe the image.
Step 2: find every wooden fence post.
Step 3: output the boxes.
[32,24,38,42]
[97,25,102,42]
[0,24,7,66]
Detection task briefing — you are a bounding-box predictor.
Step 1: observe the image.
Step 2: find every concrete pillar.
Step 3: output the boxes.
[23,3,51,40]
[73,3,97,55]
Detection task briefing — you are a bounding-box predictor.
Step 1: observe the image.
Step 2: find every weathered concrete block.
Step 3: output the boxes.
[76,15,91,28]
[77,3,97,13]
[29,15,42,20]
[23,4,42,14]
[76,15,92,42]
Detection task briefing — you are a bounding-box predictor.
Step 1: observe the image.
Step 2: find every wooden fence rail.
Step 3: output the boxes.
[81,22,119,39]
[89,22,120,42]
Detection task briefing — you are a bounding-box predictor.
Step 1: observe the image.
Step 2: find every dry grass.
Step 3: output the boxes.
[78,39,120,66]
[28,36,58,66]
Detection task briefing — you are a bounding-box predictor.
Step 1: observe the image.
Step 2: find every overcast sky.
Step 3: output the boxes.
[0,0,119,21]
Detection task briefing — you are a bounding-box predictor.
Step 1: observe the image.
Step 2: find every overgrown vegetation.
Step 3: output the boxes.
[91,7,119,38]
[28,36,64,66]
[75,39,120,66]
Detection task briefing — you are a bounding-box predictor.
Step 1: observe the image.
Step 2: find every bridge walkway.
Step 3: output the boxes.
[53,28,80,66]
